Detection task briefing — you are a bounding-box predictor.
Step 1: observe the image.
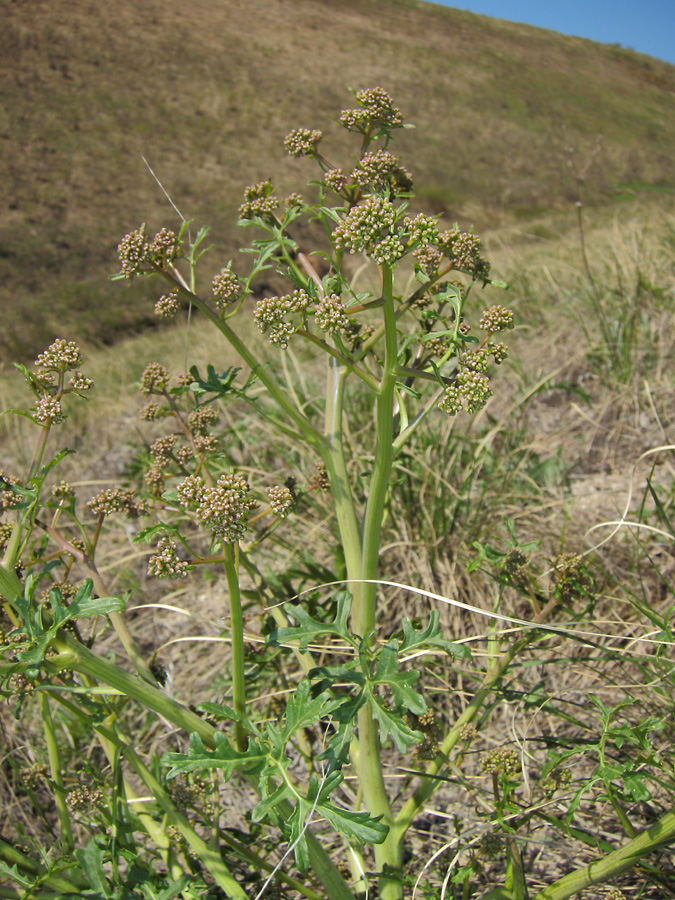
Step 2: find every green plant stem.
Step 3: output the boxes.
[0,836,85,894]
[44,633,356,900]
[36,691,73,853]
[224,542,247,751]
[94,722,248,899]
[394,635,529,842]
[322,354,363,583]
[534,805,675,900]
[166,268,323,452]
[350,263,401,899]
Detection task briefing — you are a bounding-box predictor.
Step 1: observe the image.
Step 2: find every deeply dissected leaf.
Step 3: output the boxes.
[271,591,354,651]
[161,731,267,780]
[400,611,470,658]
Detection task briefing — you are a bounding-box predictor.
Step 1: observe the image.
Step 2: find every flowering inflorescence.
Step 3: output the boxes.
[148,536,189,579]
[334,196,396,257]
[340,87,404,134]
[479,305,514,333]
[267,485,294,518]
[253,289,313,348]
[155,289,180,319]
[211,266,240,311]
[177,473,258,544]
[284,128,323,158]
[239,180,278,221]
[117,225,181,278]
[352,149,412,195]
[140,362,170,396]
[87,488,148,519]
[480,746,520,776]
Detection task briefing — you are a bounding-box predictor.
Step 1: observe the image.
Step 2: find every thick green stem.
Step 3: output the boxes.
[534,806,675,900]
[322,354,363,584]
[352,264,401,899]
[36,691,74,852]
[224,542,247,751]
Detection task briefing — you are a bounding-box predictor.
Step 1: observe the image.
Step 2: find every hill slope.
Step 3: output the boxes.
[1,0,674,360]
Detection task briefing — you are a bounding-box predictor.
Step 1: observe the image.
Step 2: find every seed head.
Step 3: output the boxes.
[405,213,439,247]
[284,192,304,209]
[140,401,162,421]
[413,244,442,276]
[150,434,178,464]
[181,473,259,544]
[52,481,75,501]
[462,348,489,373]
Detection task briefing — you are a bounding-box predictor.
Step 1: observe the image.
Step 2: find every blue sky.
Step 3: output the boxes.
[428,0,675,64]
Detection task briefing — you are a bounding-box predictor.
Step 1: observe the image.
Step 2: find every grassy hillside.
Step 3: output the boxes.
[1,0,674,361]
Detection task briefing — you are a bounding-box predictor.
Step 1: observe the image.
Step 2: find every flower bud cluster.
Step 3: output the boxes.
[285,192,304,209]
[253,289,312,348]
[334,196,396,256]
[479,305,514,333]
[371,233,405,265]
[150,434,177,465]
[488,341,508,364]
[462,348,489,373]
[404,213,439,247]
[148,536,189,579]
[211,267,240,310]
[340,87,404,132]
[439,228,491,281]
[188,406,218,436]
[66,785,104,812]
[284,128,323,157]
[324,168,348,193]
[413,245,442,276]
[423,336,452,358]
[267,485,293,518]
[147,228,180,267]
[68,372,93,391]
[52,481,75,501]
[140,362,170,395]
[352,149,412,194]
[35,339,83,373]
[480,745,519,776]
[155,289,180,319]
[117,227,149,278]
[87,488,148,519]
[315,294,351,334]
[239,180,278,220]
[35,397,65,425]
[140,401,162,421]
[0,473,21,511]
[438,370,492,417]
[117,226,180,278]
[177,473,258,543]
